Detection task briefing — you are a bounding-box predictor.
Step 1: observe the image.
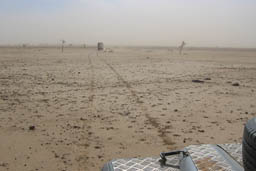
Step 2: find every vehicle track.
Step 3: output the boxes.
[99,53,175,146]
[88,54,95,108]
[76,53,99,171]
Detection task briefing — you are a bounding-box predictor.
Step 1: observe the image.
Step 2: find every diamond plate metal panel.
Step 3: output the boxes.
[186,144,233,171]
[110,143,243,171]
[218,143,243,166]
[112,156,180,171]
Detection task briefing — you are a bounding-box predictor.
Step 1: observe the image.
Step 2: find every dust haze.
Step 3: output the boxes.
[1,1,256,171]
[1,0,256,47]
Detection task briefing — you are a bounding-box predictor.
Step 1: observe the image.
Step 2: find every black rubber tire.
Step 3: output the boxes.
[242,140,256,168]
[242,117,256,171]
[243,158,255,171]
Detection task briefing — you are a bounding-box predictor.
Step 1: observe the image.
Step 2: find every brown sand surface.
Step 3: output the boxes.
[0,47,256,171]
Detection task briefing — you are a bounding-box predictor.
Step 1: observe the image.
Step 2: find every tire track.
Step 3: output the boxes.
[88,54,95,107]
[99,54,175,146]
[76,53,99,171]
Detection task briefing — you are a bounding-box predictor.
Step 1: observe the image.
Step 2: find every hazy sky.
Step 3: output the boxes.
[1,0,256,47]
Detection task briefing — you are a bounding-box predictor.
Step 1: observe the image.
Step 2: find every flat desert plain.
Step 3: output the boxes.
[0,47,256,171]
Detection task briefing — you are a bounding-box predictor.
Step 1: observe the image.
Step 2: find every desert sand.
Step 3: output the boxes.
[0,46,256,171]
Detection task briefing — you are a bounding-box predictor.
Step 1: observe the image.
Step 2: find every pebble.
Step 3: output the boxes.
[232,83,240,86]
[192,80,204,83]
[29,126,35,130]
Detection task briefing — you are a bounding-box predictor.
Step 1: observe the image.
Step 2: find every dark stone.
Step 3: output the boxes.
[198,129,205,133]
[0,162,8,167]
[73,126,80,129]
[124,111,131,115]
[29,126,35,130]
[232,83,240,86]
[80,117,86,121]
[192,80,204,83]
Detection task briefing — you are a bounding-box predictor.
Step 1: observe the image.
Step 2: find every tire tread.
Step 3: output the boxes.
[243,117,256,171]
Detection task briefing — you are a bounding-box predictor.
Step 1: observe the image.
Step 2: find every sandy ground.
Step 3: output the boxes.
[0,47,256,171]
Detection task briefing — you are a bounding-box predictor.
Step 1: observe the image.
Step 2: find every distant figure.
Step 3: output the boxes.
[178,41,186,55]
[61,40,66,53]
[22,44,27,48]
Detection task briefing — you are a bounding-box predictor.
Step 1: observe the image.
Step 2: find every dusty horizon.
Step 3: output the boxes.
[1,0,256,48]
[2,43,256,50]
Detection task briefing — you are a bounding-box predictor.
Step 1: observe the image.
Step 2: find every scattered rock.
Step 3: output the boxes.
[192,80,204,83]
[29,126,35,130]
[173,134,180,137]
[0,162,8,167]
[174,109,178,112]
[80,117,86,121]
[137,100,144,104]
[226,120,232,123]
[124,111,131,116]
[204,78,211,80]
[73,126,80,129]
[198,129,205,133]
[232,83,240,86]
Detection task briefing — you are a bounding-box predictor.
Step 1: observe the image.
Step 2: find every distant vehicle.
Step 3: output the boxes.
[98,42,104,51]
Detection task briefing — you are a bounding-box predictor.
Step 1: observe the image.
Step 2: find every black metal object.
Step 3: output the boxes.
[159,149,198,171]
[159,150,189,166]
